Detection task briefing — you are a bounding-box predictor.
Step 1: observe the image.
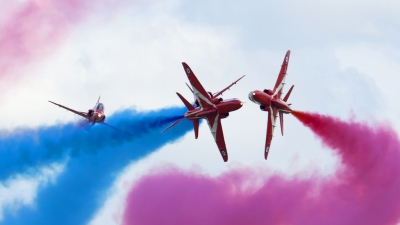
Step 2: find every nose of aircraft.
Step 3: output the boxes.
[248,91,254,102]
[233,99,243,110]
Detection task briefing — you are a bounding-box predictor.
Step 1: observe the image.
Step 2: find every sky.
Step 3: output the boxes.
[0,0,400,224]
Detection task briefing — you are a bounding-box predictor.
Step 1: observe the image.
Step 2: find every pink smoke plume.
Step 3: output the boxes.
[122,111,400,225]
[0,0,130,80]
[0,0,85,78]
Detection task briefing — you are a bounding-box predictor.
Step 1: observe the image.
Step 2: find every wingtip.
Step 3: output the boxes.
[220,150,228,162]
[265,146,270,160]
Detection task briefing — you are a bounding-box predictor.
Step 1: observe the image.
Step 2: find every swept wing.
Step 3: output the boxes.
[205,114,228,162]
[272,50,291,99]
[49,101,89,119]
[265,106,278,160]
[182,62,215,109]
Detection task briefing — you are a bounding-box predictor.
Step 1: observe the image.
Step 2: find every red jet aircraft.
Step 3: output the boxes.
[163,63,244,162]
[248,50,294,160]
[49,96,130,134]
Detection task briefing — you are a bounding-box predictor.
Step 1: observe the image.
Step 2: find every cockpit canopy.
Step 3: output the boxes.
[96,103,105,111]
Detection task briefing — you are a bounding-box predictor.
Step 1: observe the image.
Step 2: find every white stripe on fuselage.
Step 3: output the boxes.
[191,85,215,108]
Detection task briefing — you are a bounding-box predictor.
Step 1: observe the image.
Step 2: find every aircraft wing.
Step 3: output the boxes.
[272,50,291,100]
[182,62,215,109]
[205,114,228,162]
[265,106,278,160]
[49,101,89,118]
[212,75,245,99]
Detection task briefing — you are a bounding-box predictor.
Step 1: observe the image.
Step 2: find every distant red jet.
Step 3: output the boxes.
[49,97,131,135]
[248,50,294,159]
[163,62,244,162]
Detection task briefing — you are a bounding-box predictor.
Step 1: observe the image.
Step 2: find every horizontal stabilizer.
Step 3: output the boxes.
[176,92,195,110]
[283,85,294,102]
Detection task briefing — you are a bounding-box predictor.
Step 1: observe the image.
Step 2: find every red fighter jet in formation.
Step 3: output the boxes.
[49,97,130,134]
[163,62,245,162]
[248,50,294,159]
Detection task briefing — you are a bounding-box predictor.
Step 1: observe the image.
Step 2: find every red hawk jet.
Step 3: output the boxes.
[163,62,244,162]
[248,50,294,159]
[49,97,130,134]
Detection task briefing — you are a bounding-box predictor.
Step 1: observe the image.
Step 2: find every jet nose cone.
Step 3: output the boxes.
[235,99,243,110]
[248,91,254,101]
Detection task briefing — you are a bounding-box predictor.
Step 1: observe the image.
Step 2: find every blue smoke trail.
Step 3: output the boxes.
[0,106,187,181]
[1,106,192,224]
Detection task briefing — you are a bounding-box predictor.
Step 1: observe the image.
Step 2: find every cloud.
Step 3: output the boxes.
[0,0,139,82]
[122,111,400,225]
[0,106,192,224]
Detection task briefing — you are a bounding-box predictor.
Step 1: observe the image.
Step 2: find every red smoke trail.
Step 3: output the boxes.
[122,111,400,225]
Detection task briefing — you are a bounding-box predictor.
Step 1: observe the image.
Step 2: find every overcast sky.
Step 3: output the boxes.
[0,0,399,224]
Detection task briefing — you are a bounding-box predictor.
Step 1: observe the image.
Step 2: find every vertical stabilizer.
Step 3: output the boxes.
[193,119,199,139]
[279,112,284,136]
[93,96,101,109]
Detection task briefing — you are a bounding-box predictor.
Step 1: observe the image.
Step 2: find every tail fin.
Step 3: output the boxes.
[176,92,199,138]
[176,92,194,110]
[279,112,284,136]
[283,85,294,102]
[193,119,199,139]
[93,96,101,109]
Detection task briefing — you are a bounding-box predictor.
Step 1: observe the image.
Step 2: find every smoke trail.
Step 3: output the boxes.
[0,106,186,180]
[123,111,400,225]
[0,0,84,78]
[0,106,192,224]
[0,0,132,79]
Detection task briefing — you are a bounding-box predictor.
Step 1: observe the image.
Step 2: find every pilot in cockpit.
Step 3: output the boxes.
[96,103,104,111]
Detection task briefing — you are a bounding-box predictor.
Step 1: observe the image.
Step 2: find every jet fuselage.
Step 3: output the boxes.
[184,98,243,119]
[248,90,292,114]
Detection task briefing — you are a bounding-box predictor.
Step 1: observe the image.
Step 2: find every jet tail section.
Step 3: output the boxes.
[283,85,294,102]
[93,96,101,109]
[176,92,194,110]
